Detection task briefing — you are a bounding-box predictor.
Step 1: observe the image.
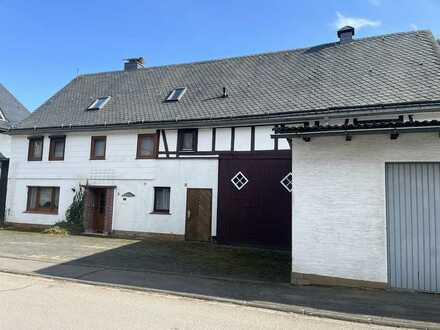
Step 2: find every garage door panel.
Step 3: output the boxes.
[386,162,439,293]
[435,165,440,292]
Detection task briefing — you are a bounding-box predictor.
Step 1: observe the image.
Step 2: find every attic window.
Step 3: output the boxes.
[87,96,111,110]
[166,87,186,102]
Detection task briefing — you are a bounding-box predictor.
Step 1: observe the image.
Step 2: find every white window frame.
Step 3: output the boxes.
[87,96,111,110]
[166,87,187,102]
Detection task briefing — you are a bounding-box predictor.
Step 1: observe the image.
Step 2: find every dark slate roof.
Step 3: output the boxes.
[14,30,440,130]
[0,84,29,129]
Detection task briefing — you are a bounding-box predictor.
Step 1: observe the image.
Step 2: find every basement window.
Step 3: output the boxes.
[87,96,111,110]
[166,87,186,102]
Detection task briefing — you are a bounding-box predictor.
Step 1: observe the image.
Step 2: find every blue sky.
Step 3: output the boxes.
[1,0,439,111]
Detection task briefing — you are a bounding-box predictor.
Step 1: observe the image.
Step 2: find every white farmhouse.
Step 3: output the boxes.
[6,58,292,248]
[6,27,440,293]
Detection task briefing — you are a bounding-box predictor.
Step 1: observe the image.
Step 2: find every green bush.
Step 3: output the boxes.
[65,188,85,230]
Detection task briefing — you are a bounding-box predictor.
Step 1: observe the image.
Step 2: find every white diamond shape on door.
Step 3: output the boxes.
[231,171,249,191]
[280,172,293,192]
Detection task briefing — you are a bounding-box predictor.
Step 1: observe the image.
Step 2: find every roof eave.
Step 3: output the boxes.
[9,100,440,135]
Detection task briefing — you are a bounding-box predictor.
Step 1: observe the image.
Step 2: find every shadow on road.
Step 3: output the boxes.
[32,239,440,325]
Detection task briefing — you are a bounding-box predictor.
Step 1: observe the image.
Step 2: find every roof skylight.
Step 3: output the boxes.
[166,87,186,102]
[88,96,111,110]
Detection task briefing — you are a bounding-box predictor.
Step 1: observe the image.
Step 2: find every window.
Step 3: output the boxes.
[28,136,44,161]
[87,96,111,110]
[166,87,186,102]
[26,186,60,214]
[136,133,158,159]
[49,136,66,161]
[177,129,198,152]
[153,187,170,213]
[0,109,5,121]
[90,136,106,160]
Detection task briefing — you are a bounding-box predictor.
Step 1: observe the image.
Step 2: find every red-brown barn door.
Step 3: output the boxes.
[185,189,212,242]
[217,151,292,249]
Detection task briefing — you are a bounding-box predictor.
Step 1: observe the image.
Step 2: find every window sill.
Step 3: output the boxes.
[149,211,171,215]
[24,210,58,215]
[177,150,197,153]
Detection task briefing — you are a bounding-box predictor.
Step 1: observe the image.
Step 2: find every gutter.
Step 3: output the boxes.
[8,100,440,135]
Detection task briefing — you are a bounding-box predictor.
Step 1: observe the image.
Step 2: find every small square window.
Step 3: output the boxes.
[280,172,293,192]
[88,96,111,110]
[231,171,249,191]
[154,187,170,213]
[90,136,106,160]
[136,134,158,159]
[28,136,44,161]
[49,136,66,161]
[177,129,197,152]
[166,87,186,102]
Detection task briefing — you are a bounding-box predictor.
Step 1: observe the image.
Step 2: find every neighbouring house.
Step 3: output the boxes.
[5,27,440,293]
[0,83,29,224]
[273,27,440,293]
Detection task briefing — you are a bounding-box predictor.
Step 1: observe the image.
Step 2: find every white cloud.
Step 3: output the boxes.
[334,12,381,30]
[368,0,381,6]
[409,23,418,30]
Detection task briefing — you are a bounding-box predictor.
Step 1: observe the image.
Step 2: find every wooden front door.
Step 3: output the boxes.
[185,189,212,242]
[93,188,107,233]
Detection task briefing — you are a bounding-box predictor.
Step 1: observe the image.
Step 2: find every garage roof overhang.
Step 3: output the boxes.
[272,120,440,142]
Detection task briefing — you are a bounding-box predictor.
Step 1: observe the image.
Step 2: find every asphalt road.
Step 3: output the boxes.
[0,272,398,330]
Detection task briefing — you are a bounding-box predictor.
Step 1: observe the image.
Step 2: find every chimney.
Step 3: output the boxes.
[124,57,144,71]
[337,26,355,43]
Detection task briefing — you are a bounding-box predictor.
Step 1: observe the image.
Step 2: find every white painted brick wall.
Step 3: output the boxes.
[292,132,440,283]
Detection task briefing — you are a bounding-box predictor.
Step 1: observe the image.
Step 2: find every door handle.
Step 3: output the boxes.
[187,210,191,219]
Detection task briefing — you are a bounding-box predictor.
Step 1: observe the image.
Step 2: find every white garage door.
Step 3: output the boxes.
[386,162,440,293]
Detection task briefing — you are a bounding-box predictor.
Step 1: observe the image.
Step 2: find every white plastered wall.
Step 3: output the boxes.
[6,130,218,236]
[292,132,440,283]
